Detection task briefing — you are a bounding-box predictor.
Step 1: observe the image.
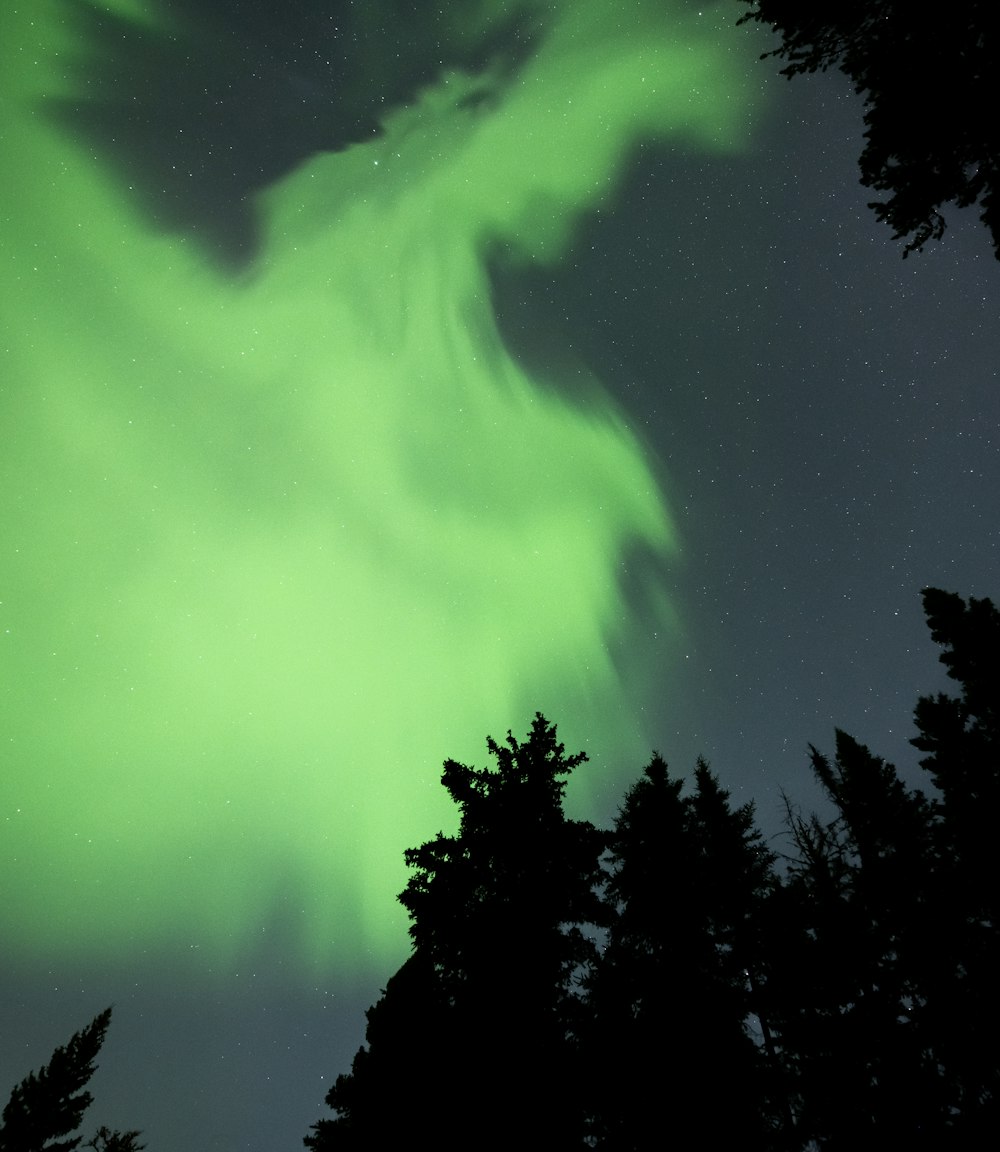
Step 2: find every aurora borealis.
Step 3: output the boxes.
[3,2,999,1150]
[1,0,755,969]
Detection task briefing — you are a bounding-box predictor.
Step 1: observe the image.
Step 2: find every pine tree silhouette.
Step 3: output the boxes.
[0,1008,112,1152]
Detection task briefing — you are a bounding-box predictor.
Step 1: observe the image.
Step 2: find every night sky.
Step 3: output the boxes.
[2,2,998,1150]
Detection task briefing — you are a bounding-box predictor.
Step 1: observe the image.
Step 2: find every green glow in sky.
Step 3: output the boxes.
[0,0,758,974]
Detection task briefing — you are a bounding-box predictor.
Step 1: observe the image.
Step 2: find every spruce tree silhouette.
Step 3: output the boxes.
[586,755,777,1151]
[913,588,1000,875]
[0,1008,112,1152]
[306,714,606,1151]
[739,2,1000,257]
[771,734,944,1151]
[765,590,1000,1150]
[910,588,1000,1144]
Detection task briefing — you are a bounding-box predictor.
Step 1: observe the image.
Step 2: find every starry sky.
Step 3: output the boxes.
[1,2,998,1150]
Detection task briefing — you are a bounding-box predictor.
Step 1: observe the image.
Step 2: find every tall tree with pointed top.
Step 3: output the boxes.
[913,587,1000,881]
[770,733,945,1151]
[306,714,607,1151]
[587,754,779,1150]
[910,587,1000,1143]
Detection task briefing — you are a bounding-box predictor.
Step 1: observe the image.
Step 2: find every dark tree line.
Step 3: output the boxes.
[739,2,1000,258]
[307,587,1000,1150]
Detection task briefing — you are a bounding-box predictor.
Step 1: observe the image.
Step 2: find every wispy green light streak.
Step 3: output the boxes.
[0,0,759,973]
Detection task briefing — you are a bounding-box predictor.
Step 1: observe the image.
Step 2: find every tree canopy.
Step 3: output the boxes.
[739,2,1000,257]
[587,755,778,1150]
[306,715,607,1152]
[0,1009,111,1152]
[309,587,1000,1149]
[82,1131,145,1152]
[0,1011,144,1152]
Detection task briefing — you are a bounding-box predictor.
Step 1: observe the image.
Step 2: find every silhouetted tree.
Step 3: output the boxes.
[910,587,1000,1144]
[0,1009,112,1152]
[768,734,946,1151]
[307,588,1000,1151]
[757,590,1000,1150]
[307,714,606,1151]
[82,1130,145,1152]
[913,587,1000,885]
[587,755,779,1150]
[739,2,1000,257]
[304,953,450,1150]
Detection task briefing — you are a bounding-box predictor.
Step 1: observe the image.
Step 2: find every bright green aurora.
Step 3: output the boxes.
[0,0,758,973]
